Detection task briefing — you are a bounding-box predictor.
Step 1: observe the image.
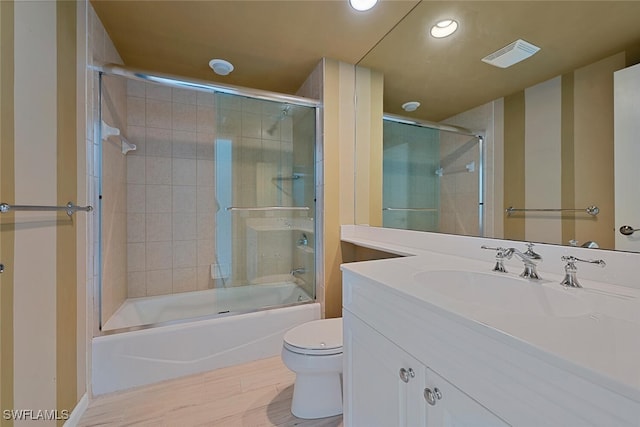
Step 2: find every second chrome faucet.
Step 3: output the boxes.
[481,243,543,280]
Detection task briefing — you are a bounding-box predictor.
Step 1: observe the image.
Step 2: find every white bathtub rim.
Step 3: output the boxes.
[98,299,317,337]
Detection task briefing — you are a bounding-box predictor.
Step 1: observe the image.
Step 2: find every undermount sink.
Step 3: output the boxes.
[412,270,591,318]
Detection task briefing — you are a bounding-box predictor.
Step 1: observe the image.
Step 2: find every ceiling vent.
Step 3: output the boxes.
[481,39,540,68]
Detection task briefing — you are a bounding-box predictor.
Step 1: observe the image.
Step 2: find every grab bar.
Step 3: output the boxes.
[226,206,309,211]
[0,202,93,217]
[505,205,599,216]
[383,207,438,212]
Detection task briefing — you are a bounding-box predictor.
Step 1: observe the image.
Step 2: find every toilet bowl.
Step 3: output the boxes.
[281,317,343,419]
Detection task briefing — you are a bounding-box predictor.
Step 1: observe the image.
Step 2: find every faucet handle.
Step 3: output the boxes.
[560,256,605,288]
[481,245,509,273]
[561,255,606,268]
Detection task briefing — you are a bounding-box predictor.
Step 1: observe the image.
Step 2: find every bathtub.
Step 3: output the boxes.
[92,283,319,395]
[102,281,313,331]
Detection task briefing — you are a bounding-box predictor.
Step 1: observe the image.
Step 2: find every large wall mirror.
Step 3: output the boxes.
[354,1,640,253]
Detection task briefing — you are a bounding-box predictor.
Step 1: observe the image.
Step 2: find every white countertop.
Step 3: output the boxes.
[341,226,640,403]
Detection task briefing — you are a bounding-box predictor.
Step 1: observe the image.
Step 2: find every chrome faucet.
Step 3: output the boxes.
[482,243,543,280]
[297,233,308,247]
[560,256,605,288]
[290,267,306,276]
[504,243,543,280]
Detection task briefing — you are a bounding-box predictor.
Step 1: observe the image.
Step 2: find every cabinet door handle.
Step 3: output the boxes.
[399,368,415,383]
[424,387,442,405]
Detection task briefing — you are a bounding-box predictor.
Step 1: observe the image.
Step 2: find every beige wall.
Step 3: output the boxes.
[0,0,87,424]
[297,58,358,319]
[503,52,624,249]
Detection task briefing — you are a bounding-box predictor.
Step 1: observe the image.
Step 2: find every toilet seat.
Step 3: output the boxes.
[283,318,343,356]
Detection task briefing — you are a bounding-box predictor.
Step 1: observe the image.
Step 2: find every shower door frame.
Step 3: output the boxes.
[94,64,323,337]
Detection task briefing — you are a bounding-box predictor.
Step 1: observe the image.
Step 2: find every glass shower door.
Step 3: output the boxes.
[213,94,316,312]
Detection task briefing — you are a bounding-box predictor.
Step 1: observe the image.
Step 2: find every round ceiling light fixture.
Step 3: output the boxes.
[430,19,458,38]
[209,59,234,76]
[349,0,378,12]
[402,101,421,112]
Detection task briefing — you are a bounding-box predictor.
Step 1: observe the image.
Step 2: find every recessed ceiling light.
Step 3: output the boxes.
[209,59,234,76]
[349,0,378,12]
[430,19,458,38]
[402,101,421,112]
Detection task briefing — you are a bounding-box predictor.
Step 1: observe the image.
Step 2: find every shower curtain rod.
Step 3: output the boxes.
[383,113,480,137]
[95,63,322,108]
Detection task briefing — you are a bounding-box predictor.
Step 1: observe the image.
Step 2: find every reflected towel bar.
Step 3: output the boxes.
[505,206,599,216]
[0,202,93,216]
[226,206,309,211]
[383,207,438,212]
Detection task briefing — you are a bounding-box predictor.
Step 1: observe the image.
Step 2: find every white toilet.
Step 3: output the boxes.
[281,317,343,419]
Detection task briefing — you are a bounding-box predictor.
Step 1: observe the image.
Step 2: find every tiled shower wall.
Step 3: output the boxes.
[125,82,218,297]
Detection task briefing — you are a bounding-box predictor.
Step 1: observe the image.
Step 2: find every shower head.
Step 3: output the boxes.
[266,105,291,136]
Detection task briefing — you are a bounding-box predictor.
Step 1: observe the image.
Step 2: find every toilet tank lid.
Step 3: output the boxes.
[284,318,343,350]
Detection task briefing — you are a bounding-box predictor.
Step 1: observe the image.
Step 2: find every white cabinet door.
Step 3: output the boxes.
[424,368,510,427]
[343,311,426,427]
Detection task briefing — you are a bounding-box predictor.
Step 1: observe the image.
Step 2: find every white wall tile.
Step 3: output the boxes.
[196,265,212,290]
[197,186,217,212]
[172,102,197,131]
[127,156,146,184]
[127,243,146,272]
[146,270,173,296]
[127,213,146,243]
[146,156,172,185]
[197,239,214,266]
[173,268,196,293]
[196,159,214,186]
[127,271,146,297]
[146,185,172,213]
[172,88,197,105]
[126,125,146,156]
[196,91,216,107]
[173,240,197,268]
[146,99,172,129]
[126,80,146,98]
[146,241,173,271]
[146,82,172,101]
[173,214,197,241]
[173,130,197,159]
[196,133,214,160]
[172,158,197,186]
[197,213,215,239]
[197,105,215,133]
[127,184,146,213]
[146,213,172,242]
[173,186,197,213]
[146,128,172,157]
[127,97,145,126]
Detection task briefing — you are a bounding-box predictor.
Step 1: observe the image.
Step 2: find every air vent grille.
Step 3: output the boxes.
[481,39,540,68]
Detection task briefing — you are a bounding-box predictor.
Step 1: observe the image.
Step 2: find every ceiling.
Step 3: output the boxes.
[92,1,640,122]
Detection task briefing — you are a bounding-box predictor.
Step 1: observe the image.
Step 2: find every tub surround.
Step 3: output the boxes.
[341,225,640,425]
[92,302,320,394]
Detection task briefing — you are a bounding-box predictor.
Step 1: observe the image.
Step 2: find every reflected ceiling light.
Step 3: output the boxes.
[209,59,234,76]
[430,19,458,38]
[349,0,378,12]
[402,101,421,112]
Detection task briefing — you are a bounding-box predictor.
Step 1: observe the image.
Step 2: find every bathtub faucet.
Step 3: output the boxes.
[290,267,306,276]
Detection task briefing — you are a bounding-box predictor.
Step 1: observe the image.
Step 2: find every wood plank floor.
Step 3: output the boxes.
[78,356,343,427]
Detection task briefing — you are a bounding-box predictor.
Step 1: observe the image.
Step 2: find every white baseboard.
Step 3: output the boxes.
[63,393,89,427]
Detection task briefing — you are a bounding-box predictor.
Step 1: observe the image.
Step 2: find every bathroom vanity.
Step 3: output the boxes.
[341,226,640,427]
